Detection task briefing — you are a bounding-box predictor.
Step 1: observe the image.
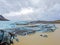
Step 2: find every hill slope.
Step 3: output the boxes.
[0,15,9,21]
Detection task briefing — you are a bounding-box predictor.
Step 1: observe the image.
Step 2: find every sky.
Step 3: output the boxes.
[0,0,60,21]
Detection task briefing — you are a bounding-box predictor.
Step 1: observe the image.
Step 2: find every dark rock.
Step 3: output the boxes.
[40,34,48,38]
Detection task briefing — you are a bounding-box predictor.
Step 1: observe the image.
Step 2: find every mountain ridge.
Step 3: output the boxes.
[29,20,60,24]
[0,15,9,21]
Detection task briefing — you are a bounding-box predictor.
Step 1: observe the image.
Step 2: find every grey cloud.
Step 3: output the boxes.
[0,0,60,20]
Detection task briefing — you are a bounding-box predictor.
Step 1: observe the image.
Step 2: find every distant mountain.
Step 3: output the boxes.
[0,15,9,21]
[54,20,60,22]
[29,20,60,24]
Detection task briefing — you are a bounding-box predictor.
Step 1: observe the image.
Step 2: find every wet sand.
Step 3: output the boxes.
[13,24,60,45]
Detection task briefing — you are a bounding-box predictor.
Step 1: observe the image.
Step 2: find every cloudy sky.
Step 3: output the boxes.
[0,0,60,21]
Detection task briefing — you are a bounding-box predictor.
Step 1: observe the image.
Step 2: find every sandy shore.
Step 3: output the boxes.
[13,24,60,45]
